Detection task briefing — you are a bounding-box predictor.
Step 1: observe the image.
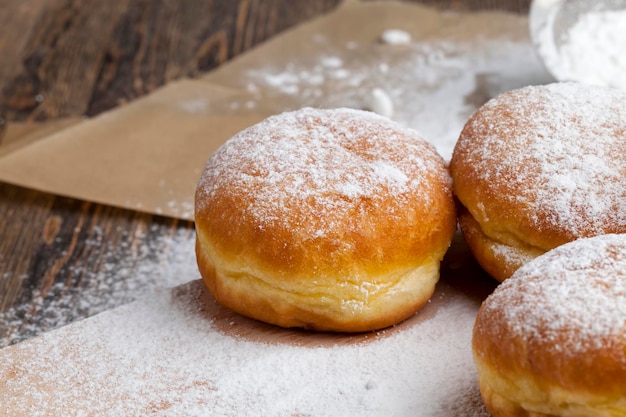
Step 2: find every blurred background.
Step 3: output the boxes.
[0,0,531,125]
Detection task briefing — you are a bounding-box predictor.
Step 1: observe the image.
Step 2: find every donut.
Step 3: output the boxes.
[194,107,456,332]
[472,233,626,417]
[449,82,626,282]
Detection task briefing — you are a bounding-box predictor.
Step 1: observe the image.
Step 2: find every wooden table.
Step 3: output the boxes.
[0,0,531,347]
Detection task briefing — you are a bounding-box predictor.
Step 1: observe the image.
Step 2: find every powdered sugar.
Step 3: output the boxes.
[454,82,626,239]
[368,87,395,118]
[379,29,412,45]
[535,3,626,90]
[0,223,198,348]
[197,108,449,239]
[0,279,490,416]
[231,35,551,160]
[490,241,537,270]
[557,9,626,90]
[480,233,626,355]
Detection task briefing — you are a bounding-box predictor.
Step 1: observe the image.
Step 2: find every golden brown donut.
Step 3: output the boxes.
[450,82,626,282]
[194,107,456,332]
[472,233,626,417]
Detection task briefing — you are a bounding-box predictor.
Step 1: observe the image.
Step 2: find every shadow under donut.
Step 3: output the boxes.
[172,231,497,347]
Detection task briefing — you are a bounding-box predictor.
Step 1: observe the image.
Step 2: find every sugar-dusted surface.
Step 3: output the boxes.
[232,35,551,161]
[196,108,450,241]
[1,270,494,417]
[0,223,198,348]
[453,82,626,240]
[379,28,412,45]
[479,233,626,358]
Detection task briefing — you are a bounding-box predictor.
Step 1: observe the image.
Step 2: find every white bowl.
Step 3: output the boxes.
[529,0,626,90]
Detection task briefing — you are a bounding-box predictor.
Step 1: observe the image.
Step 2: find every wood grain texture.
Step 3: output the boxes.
[0,0,342,121]
[0,0,529,123]
[0,182,196,347]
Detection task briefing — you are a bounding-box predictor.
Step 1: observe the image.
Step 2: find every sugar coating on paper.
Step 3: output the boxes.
[1,282,489,417]
[455,82,626,237]
[229,32,551,161]
[481,234,626,356]
[197,108,449,239]
[380,29,412,45]
[368,87,395,118]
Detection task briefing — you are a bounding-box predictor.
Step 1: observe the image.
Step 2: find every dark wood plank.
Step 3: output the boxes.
[0,0,343,122]
[0,182,196,347]
[0,0,57,139]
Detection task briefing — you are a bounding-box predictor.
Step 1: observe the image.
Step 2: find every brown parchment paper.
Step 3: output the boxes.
[0,81,266,218]
[0,1,552,220]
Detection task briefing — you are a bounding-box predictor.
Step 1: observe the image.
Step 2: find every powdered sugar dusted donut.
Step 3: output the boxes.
[472,233,626,417]
[194,107,456,332]
[450,82,626,282]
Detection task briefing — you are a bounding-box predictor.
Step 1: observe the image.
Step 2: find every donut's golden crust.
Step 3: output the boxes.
[472,234,626,416]
[457,207,543,283]
[194,108,457,332]
[195,234,442,332]
[450,83,626,281]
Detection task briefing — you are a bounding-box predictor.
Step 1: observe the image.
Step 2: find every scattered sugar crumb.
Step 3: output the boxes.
[320,55,343,68]
[368,88,394,118]
[179,98,209,113]
[380,29,412,45]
